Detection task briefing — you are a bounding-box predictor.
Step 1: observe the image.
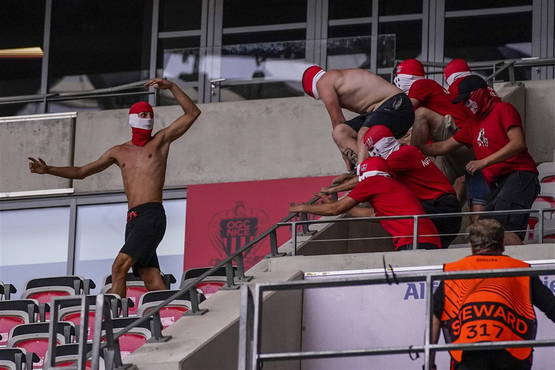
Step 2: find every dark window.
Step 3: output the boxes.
[0,1,44,104]
[329,0,372,20]
[222,30,306,45]
[445,13,532,62]
[223,0,307,28]
[49,0,152,106]
[446,0,531,12]
[379,21,422,62]
[328,24,371,39]
[327,36,372,70]
[379,0,422,16]
[159,0,202,32]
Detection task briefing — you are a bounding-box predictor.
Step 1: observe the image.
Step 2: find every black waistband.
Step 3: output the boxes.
[127,202,164,214]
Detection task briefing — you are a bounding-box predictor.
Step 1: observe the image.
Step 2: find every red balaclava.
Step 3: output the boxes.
[465,87,501,119]
[363,125,400,159]
[444,59,472,87]
[302,65,326,99]
[128,102,154,146]
[393,59,425,93]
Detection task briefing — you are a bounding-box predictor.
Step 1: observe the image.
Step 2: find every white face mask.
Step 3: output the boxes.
[128,114,154,130]
[465,99,479,114]
[393,74,423,93]
[368,137,400,160]
[446,71,472,87]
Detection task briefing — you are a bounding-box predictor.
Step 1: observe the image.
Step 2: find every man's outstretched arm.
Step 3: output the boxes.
[29,149,115,180]
[147,78,201,144]
[289,196,358,216]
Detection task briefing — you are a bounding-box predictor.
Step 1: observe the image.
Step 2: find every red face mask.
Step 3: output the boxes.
[465,87,501,119]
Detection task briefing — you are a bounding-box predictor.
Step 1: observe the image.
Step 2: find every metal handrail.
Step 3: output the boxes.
[239,266,555,370]
[281,208,555,251]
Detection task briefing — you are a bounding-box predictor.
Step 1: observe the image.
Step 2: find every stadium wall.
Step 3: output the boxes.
[2,80,555,194]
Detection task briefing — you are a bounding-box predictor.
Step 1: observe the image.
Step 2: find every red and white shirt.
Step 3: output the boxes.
[347,175,441,249]
[409,78,472,130]
[387,145,455,200]
[453,102,537,184]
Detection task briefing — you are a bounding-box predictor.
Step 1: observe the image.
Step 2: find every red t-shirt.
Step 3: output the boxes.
[387,145,455,200]
[453,102,537,184]
[347,175,441,249]
[408,79,471,130]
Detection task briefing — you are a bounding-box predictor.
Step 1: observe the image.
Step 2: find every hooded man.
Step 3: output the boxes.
[301,65,414,182]
[419,75,539,245]
[28,78,201,298]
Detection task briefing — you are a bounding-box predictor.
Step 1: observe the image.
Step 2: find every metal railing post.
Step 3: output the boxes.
[300,212,310,235]
[291,221,298,256]
[423,275,434,370]
[236,253,253,282]
[538,209,544,243]
[184,287,208,316]
[222,261,239,290]
[412,215,419,249]
[148,312,172,343]
[238,285,255,370]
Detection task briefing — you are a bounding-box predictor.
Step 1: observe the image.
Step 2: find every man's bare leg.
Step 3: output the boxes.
[332,123,359,169]
[410,107,446,146]
[139,267,167,291]
[109,252,135,298]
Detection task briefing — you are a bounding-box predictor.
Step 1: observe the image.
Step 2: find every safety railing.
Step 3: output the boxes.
[41,205,555,369]
[280,208,555,253]
[238,266,555,370]
[399,56,555,85]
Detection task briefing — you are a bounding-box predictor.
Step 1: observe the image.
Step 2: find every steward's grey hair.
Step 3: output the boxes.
[468,219,505,254]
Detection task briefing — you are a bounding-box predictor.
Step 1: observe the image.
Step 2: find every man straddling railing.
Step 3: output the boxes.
[290,156,442,251]
[431,219,555,370]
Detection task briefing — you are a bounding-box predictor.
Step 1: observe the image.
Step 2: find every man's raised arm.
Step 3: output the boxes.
[146,78,201,144]
[28,149,116,180]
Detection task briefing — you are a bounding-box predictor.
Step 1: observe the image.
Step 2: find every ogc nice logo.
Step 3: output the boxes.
[208,201,269,262]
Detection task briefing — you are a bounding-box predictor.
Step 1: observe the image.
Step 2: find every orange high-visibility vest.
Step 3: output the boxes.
[441,254,537,362]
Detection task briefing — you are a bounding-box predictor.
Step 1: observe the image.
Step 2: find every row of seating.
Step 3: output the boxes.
[0,267,232,368]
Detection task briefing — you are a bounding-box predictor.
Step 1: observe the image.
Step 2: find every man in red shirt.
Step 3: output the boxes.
[395,59,490,218]
[290,157,441,251]
[321,125,461,248]
[420,75,539,245]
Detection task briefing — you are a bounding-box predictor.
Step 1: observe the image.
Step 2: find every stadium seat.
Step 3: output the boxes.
[102,273,175,315]
[103,317,152,358]
[181,267,235,298]
[7,322,74,369]
[0,348,39,370]
[49,343,98,369]
[0,300,40,346]
[0,283,16,301]
[136,290,205,328]
[57,294,123,341]
[21,276,87,304]
[537,161,555,183]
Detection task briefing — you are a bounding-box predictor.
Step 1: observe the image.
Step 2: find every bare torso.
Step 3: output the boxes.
[327,68,402,113]
[110,134,169,209]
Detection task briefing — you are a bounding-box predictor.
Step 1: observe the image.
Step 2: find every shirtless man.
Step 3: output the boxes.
[301,66,414,179]
[28,78,201,297]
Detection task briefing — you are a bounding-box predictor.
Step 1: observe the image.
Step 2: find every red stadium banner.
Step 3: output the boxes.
[184,176,335,271]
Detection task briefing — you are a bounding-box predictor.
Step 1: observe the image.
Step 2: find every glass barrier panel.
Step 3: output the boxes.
[0,207,70,293]
[74,200,185,293]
